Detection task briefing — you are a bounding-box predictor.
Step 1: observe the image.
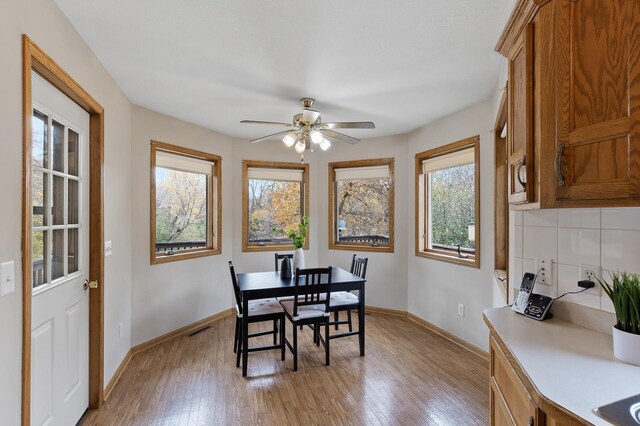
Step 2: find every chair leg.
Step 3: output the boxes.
[292,322,298,372]
[236,320,242,368]
[280,317,285,361]
[233,316,239,353]
[315,323,320,346]
[325,319,330,366]
[347,309,353,332]
[334,311,339,330]
[273,319,278,345]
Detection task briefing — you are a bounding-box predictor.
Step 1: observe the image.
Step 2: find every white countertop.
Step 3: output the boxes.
[484,307,640,425]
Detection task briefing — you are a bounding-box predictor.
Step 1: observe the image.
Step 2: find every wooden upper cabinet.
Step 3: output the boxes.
[555,0,640,201]
[507,24,535,204]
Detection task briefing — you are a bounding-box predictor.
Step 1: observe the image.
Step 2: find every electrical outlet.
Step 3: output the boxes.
[535,257,554,285]
[457,304,464,317]
[580,264,601,295]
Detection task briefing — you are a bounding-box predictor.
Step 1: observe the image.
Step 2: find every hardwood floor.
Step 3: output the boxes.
[81,313,489,425]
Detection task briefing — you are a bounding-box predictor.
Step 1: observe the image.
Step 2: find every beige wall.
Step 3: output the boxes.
[407,99,496,351]
[0,0,133,423]
[130,106,235,345]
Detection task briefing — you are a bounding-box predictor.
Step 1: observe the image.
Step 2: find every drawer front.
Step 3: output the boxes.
[490,335,538,425]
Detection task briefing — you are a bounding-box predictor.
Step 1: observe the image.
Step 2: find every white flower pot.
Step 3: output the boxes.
[612,326,640,366]
[292,248,305,273]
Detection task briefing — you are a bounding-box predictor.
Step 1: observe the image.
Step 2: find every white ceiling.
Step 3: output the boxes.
[54,0,511,139]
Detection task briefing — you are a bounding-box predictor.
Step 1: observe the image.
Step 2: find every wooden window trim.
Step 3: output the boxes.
[150,140,222,265]
[242,160,310,252]
[415,135,481,268]
[328,158,395,253]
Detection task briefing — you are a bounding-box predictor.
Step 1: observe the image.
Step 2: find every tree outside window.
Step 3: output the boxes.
[329,159,394,252]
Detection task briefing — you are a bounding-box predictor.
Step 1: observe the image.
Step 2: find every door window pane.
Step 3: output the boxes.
[32,111,48,168]
[51,229,64,281]
[33,231,48,288]
[33,170,48,226]
[68,130,79,176]
[68,179,78,225]
[68,228,78,274]
[52,175,64,225]
[52,121,64,173]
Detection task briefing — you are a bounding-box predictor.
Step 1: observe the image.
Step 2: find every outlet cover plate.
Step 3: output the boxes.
[0,261,15,297]
[580,264,601,295]
[535,257,554,286]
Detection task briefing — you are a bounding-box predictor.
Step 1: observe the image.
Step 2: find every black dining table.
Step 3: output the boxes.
[236,267,366,377]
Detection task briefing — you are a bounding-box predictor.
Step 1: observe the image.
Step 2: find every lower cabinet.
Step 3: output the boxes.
[489,335,584,426]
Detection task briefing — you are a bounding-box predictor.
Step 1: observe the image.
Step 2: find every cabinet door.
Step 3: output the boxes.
[555,0,640,200]
[508,24,534,204]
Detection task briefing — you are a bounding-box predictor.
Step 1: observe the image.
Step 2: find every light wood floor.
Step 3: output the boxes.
[81,313,489,425]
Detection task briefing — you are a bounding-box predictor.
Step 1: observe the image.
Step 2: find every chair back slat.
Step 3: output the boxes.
[228,261,243,314]
[350,254,368,279]
[275,253,294,272]
[293,267,332,317]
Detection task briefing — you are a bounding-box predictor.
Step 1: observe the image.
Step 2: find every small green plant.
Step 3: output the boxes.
[273,216,309,249]
[597,272,640,335]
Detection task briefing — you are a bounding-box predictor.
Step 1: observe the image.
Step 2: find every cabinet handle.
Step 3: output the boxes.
[555,143,566,187]
[516,160,527,187]
[528,416,534,426]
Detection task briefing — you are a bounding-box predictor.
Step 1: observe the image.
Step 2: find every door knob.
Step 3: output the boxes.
[83,279,99,290]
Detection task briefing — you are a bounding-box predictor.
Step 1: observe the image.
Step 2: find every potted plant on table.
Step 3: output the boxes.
[597,272,640,366]
[274,216,309,273]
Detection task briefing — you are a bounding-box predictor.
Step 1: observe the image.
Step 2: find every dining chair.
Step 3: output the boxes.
[229,261,285,370]
[329,254,367,335]
[279,267,332,371]
[274,253,293,272]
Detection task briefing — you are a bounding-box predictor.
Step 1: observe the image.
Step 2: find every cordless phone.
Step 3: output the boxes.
[512,272,553,321]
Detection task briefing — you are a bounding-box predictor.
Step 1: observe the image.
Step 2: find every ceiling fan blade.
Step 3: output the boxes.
[322,129,360,145]
[322,121,375,129]
[302,109,321,124]
[249,130,292,144]
[241,120,293,127]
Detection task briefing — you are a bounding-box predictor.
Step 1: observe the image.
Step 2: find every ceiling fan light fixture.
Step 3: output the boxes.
[283,131,297,147]
[310,129,323,144]
[319,138,331,151]
[294,140,306,154]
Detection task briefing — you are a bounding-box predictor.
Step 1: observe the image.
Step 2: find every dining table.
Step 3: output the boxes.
[236,266,366,377]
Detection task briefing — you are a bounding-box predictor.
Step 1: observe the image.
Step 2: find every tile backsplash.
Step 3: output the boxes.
[511,207,640,313]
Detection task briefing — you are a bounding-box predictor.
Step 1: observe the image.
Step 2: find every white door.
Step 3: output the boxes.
[31,71,90,426]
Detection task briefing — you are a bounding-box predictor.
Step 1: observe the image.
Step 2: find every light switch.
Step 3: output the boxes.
[105,241,113,257]
[0,261,15,297]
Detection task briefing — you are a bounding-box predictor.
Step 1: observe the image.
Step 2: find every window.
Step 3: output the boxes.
[242,160,309,252]
[416,136,480,267]
[150,141,221,264]
[328,158,394,252]
[31,109,83,289]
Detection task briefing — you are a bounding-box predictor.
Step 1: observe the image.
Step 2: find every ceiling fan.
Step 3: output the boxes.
[241,98,375,158]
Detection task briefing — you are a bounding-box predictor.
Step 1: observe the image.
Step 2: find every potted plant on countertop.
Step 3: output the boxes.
[597,271,640,366]
[274,216,309,274]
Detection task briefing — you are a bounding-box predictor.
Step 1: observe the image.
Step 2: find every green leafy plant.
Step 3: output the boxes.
[597,272,640,335]
[273,216,309,249]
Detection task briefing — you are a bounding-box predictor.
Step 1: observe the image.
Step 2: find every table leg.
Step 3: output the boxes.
[359,282,365,356]
[242,295,249,377]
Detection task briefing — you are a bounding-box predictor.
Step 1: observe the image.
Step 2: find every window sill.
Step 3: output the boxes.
[415,250,480,268]
[151,248,220,265]
[329,241,394,253]
[242,242,309,253]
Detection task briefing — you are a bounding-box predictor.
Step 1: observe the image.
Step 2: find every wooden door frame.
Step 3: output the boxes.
[21,35,105,426]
